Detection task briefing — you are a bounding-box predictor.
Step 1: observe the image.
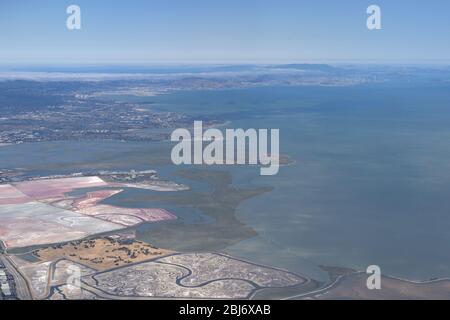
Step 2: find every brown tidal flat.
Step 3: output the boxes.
[314,272,450,300]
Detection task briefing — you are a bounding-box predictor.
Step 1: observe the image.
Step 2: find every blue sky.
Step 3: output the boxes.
[0,0,449,65]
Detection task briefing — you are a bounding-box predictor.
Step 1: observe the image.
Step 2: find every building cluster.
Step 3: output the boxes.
[0,262,17,300]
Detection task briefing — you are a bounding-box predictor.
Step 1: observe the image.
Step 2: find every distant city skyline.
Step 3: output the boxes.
[1,0,449,65]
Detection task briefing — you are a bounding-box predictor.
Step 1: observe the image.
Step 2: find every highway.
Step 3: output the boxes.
[0,241,32,300]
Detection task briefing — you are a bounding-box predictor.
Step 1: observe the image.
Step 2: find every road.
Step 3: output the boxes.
[0,241,32,300]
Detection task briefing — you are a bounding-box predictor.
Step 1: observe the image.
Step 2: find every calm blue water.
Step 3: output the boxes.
[149,85,450,280]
